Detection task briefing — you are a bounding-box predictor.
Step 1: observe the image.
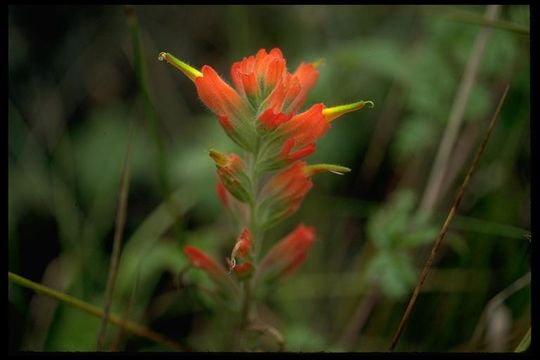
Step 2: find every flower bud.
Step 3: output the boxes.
[258,162,351,227]
[184,246,239,297]
[228,228,254,281]
[256,224,315,282]
[209,149,252,203]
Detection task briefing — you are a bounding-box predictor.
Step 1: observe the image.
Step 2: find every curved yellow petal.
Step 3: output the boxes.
[158,51,203,81]
[322,100,374,123]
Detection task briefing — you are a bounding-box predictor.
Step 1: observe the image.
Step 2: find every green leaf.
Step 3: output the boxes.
[392,116,438,159]
[399,226,438,248]
[366,251,417,299]
[283,325,326,352]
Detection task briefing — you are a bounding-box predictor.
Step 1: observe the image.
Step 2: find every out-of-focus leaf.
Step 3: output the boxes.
[392,116,438,160]
[465,85,491,122]
[482,30,517,78]
[405,43,456,117]
[399,226,438,248]
[62,105,155,238]
[168,115,236,216]
[283,325,326,352]
[116,241,186,300]
[368,190,416,249]
[514,327,530,352]
[44,300,101,351]
[366,251,417,298]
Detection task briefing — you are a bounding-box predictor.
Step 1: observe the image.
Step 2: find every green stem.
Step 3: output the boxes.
[239,281,252,330]
[514,327,530,352]
[248,148,262,255]
[8,272,182,351]
[236,149,262,349]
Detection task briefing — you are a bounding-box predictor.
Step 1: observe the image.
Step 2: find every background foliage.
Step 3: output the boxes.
[8,5,530,352]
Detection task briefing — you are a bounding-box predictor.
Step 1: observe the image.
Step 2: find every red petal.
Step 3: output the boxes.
[293,63,319,94]
[258,224,315,278]
[279,138,296,159]
[195,65,246,118]
[217,115,233,130]
[287,144,316,161]
[259,109,292,130]
[216,182,229,208]
[184,246,219,271]
[282,103,328,147]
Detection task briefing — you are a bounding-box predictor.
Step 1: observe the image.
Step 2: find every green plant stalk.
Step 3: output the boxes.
[390,85,508,351]
[514,327,530,352]
[423,5,529,35]
[124,6,184,239]
[96,124,133,350]
[236,149,261,348]
[125,7,167,193]
[8,272,182,351]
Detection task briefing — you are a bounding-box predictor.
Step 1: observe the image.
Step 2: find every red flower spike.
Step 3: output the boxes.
[184,246,239,295]
[256,224,315,281]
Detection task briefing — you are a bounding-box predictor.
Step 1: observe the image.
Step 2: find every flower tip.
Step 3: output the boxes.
[158,51,203,82]
[312,58,326,69]
[322,100,374,122]
[304,164,351,176]
[208,148,228,166]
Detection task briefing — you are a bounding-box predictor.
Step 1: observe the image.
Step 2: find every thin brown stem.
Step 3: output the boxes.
[389,85,509,351]
[96,124,134,350]
[110,278,138,351]
[338,285,381,349]
[248,319,285,352]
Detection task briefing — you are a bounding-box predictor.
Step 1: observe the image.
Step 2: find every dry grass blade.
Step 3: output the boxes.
[389,85,509,351]
[96,123,134,351]
[470,272,530,349]
[515,327,531,352]
[8,272,182,351]
[420,4,500,214]
[422,5,529,36]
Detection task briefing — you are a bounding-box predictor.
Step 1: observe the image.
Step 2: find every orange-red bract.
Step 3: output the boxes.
[257,224,315,280]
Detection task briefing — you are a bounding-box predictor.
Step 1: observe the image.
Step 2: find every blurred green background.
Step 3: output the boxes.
[8,5,530,352]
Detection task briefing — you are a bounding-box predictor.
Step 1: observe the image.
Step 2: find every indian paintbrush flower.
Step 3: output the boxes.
[161,48,371,318]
